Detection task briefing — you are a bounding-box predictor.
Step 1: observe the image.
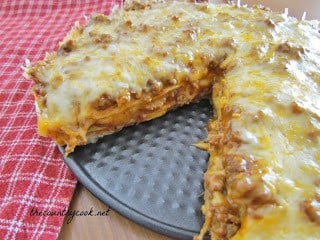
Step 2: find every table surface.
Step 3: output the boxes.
[57,184,175,240]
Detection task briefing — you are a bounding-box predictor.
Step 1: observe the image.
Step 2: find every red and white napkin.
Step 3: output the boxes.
[0,1,121,239]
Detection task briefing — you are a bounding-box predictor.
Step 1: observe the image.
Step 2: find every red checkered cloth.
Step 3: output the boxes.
[0,1,121,239]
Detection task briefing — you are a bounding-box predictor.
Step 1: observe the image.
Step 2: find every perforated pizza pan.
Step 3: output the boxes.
[60,99,212,239]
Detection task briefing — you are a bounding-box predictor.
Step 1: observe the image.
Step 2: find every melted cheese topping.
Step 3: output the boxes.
[24,1,320,239]
[211,48,320,240]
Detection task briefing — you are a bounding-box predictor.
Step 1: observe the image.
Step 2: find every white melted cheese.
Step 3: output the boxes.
[224,42,320,239]
[29,2,281,121]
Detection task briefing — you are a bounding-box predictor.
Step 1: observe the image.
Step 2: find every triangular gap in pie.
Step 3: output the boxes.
[24,1,320,239]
